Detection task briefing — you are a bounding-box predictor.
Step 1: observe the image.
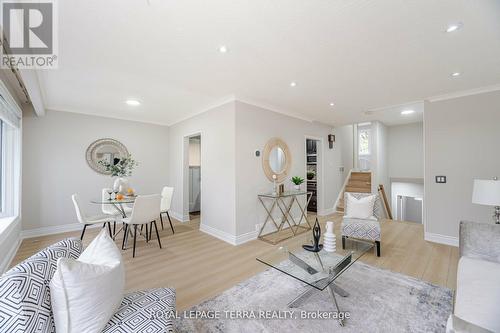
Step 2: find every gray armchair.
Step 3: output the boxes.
[341,192,382,256]
[446,221,500,333]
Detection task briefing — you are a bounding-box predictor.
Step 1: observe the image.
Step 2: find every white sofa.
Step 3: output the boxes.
[446,221,500,333]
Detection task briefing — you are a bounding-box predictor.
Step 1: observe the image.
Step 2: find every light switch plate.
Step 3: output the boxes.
[435,176,447,183]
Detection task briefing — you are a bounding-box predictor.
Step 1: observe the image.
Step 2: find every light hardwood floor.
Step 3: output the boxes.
[11,214,459,311]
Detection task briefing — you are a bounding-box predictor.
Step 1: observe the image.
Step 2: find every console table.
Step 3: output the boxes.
[257,190,313,244]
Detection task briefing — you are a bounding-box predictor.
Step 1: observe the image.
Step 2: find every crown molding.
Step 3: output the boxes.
[168,95,236,126]
[366,100,424,113]
[234,95,314,123]
[426,84,500,103]
[45,107,171,127]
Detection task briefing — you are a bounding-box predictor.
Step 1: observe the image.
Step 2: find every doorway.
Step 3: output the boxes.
[183,133,202,226]
[305,138,321,213]
[189,136,201,219]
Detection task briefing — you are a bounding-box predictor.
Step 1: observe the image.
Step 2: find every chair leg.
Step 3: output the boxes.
[113,221,116,236]
[80,224,88,240]
[149,222,153,240]
[133,225,138,258]
[153,220,162,249]
[375,241,381,257]
[145,223,149,243]
[122,224,128,250]
[107,222,112,236]
[160,213,164,230]
[167,211,175,234]
[342,236,346,249]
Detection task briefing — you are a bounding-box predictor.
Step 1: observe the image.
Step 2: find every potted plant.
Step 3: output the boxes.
[291,176,305,190]
[98,154,138,194]
[307,171,315,180]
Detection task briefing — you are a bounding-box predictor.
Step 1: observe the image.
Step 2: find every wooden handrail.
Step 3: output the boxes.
[378,184,393,220]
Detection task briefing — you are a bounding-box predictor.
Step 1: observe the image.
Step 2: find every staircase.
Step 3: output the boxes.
[336,171,371,213]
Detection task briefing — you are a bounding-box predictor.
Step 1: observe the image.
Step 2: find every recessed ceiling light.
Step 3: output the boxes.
[445,23,463,33]
[451,72,461,77]
[218,45,228,53]
[401,110,415,115]
[125,99,141,106]
[329,102,335,106]
[290,81,297,87]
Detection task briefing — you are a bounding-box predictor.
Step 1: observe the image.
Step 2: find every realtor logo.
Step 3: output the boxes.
[1,0,58,69]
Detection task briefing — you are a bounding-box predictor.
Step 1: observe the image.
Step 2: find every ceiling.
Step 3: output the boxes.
[38,0,500,126]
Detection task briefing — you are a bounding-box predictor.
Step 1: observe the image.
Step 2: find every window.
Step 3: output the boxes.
[0,119,3,214]
[357,124,371,171]
[0,82,22,220]
[358,128,370,156]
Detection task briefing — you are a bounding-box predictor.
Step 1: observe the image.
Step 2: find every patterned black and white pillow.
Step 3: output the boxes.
[0,238,83,333]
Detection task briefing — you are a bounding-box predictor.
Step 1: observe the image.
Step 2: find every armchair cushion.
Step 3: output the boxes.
[0,238,83,333]
[454,256,500,332]
[342,217,381,241]
[459,221,500,264]
[103,288,176,333]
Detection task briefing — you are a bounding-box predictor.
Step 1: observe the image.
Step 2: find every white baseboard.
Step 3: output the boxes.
[199,223,258,246]
[21,223,101,239]
[169,211,190,223]
[0,237,21,274]
[234,230,258,245]
[425,232,459,247]
[199,223,237,245]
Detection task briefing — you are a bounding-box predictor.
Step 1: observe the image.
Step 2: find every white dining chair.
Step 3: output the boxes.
[71,194,115,240]
[122,194,162,258]
[160,186,175,234]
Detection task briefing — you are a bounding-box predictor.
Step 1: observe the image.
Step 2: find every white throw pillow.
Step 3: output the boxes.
[344,193,377,220]
[50,229,124,333]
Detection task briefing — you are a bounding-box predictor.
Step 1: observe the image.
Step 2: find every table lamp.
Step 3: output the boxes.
[472,177,500,224]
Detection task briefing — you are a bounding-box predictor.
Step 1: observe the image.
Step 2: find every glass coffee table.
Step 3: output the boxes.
[256,234,373,326]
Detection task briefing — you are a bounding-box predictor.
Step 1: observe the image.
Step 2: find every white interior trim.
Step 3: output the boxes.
[236,96,314,123]
[21,223,101,239]
[426,84,500,103]
[18,69,45,116]
[0,237,21,274]
[424,232,459,247]
[168,95,236,126]
[169,210,190,223]
[46,108,171,127]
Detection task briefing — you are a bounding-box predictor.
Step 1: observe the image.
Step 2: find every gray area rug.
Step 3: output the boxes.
[175,260,452,332]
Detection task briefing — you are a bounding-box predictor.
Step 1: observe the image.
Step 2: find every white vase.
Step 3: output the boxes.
[323,221,336,252]
[113,177,129,194]
[294,184,301,191]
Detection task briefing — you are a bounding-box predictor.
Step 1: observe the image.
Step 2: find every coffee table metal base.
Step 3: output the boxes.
[287,283,347,326]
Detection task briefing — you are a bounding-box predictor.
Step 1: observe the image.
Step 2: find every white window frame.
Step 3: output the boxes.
[0,81,22,220]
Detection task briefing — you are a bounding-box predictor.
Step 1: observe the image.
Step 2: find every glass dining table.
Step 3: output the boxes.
[90,197,136,241]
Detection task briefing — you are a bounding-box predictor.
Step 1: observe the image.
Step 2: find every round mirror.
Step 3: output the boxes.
[262,138,291,182]
[86,138,129,175]
[269,146,286,173]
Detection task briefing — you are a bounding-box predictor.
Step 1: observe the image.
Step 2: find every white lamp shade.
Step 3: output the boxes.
[472,179,500,206]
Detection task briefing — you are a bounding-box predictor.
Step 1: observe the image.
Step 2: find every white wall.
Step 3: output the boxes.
[424,90,500,244]
[22,110,169,234]
[371,121,389,203]
[234,101,343,237]
[336,124,354,181]
[388,122,423,179]
[168,101,236,236]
